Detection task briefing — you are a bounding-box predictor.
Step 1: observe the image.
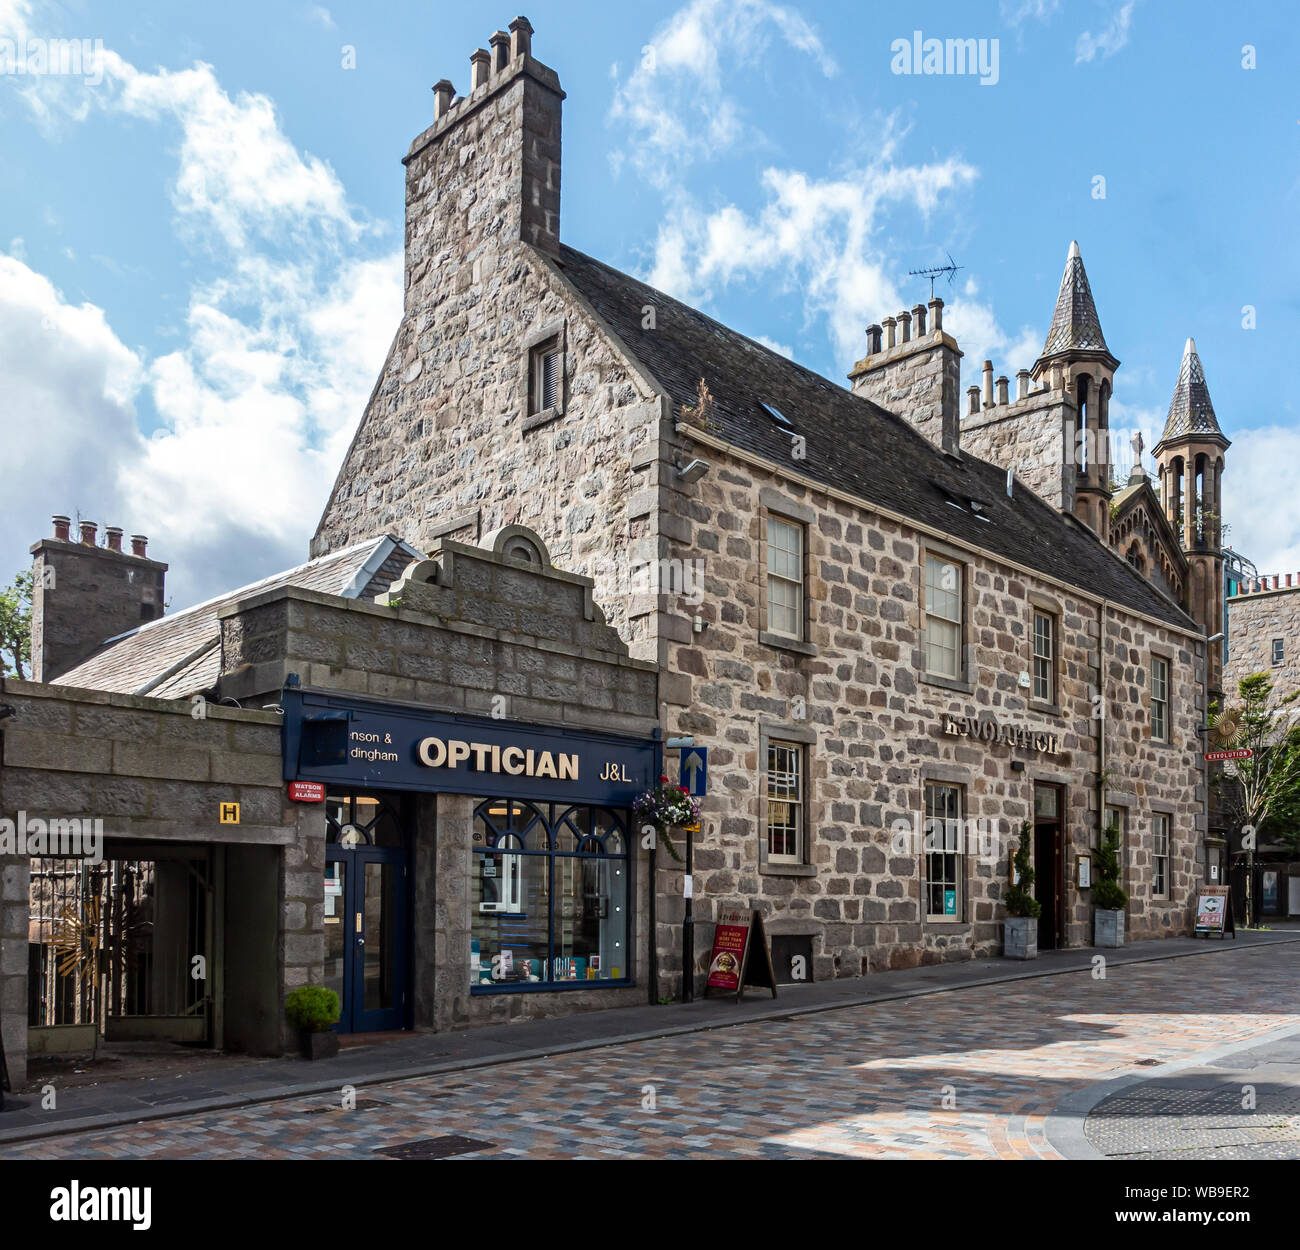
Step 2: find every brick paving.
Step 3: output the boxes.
[4,942,1296,1160]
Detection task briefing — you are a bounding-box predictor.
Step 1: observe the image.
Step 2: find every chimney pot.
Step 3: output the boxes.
[898,310,912,344]
[52,514,71,541]
[911,303,927,336]
[79,521,98,547]
[470,48,491,91]
[981,360,994,410]
[490,30,510,72]
[927,296,943,333]
[968,385,981,416]
[1016,368,1030,401]
[882,316,896,350]
[433,78,455,120]
[509,15,534,60]
[130,534,148,558]
[995,375,1009,407]
[865,324,882,355]
[104,526,123,553]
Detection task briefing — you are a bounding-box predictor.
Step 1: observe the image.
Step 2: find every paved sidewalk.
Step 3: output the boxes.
[2,927,1296,1146]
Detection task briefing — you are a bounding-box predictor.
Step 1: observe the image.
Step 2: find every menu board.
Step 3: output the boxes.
[1194,885,1234,938]
[704,909,777,1002]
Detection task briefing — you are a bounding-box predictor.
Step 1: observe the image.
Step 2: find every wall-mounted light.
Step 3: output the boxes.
[675,458,710,484]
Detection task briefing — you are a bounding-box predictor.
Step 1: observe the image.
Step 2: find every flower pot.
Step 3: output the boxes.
[1094,908,1125,948]
[300,1029,339,1060]
[1003,916,1038,960]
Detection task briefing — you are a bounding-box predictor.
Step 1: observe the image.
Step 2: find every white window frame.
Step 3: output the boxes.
[765,515,805,641]
[765,740,804,864]
[529,338,561,416]
[1032,610,1056,703]
[1152,813,1170,900]
[1151,656,1170,742]
[924,554,963,679]
[1273,638,1285,667]
[924,782,964,921]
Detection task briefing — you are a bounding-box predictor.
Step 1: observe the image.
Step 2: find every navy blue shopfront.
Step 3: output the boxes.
[282,687,659,1032]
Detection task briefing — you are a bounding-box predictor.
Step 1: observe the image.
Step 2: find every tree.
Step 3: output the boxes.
[1210,672,1300,923]
[0,568,34,679]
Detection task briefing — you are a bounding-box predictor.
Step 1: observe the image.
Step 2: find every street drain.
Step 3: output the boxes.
[300,1099,392,1115]
[1135,1059,1163,1066]
[375,1135,495,1160]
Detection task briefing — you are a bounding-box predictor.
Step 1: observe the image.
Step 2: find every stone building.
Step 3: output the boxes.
[311,19,1213,987]
[1226,574,1300,702]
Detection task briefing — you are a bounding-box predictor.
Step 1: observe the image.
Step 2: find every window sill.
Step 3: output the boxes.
[471,978,635,995]
[522,404,564,433]
[759,631,817,657]
[924,918,970,927]
[760,862,817,878]
[1028,700,1064,720]
[920,672,974,695]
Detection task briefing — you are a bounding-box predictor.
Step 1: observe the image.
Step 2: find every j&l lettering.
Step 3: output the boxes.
[600,761,631,782]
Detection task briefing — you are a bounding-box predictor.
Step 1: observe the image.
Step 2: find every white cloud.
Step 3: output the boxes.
[1222,426,1300,576]
[308,5,336,31]
[1076,1,1136,64]
[609,0,836,186]
[754,335,793,359]
[1001,0,1062,25]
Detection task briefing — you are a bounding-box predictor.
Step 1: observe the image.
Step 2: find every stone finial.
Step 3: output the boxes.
[490,29,510,72]
[1016,369,1030,401]
[433,79,455,120]
[928,296,944,333]
[968,385,981,415]
[79,521,97,546]
[52,514,71,541]
[883,316,897,350]
[865,324,883,354]
[470,49,491,91]
[509,15,534,59]
[981,360,994,410]
[995,376,1009,407]
[130,535,148,558]
[104,526,123,553]
[912,303,927,335]
[898,310,912,344]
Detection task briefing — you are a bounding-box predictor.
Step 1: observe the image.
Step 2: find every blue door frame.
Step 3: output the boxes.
[326,844,410,1033]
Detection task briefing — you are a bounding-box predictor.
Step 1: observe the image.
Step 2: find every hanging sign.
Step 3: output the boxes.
[1205,749,1253,762]
[1193,885,1235,938]
[704,909,778,1002]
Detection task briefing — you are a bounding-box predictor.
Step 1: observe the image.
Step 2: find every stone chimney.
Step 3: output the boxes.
[29,516,168,682]
[403,11,565,303]
[849,297,963,457]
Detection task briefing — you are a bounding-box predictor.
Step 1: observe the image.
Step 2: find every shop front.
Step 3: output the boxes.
[282,685,659,1033]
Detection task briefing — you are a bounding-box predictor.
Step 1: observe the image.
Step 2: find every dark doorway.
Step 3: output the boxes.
[1033,784,1066,950]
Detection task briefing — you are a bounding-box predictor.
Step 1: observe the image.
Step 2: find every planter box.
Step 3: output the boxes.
[1003,917,1038,960]
[1094,908,1125,948]
[299,1030,340,1060]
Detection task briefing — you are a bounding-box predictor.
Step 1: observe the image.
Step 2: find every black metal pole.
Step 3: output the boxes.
[647,840,658,1005]
[682,822,694,1002]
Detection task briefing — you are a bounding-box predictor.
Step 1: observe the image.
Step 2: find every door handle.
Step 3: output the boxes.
[356,938,365,947]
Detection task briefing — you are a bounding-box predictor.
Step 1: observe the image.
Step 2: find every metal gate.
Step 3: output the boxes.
[28,853,213,1048]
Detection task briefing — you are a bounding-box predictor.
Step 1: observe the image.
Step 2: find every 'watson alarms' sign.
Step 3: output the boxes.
[281,688,656,807]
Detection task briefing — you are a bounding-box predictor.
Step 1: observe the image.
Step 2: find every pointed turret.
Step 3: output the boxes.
[1034,241,1118,371]
[1159,337,1225,442]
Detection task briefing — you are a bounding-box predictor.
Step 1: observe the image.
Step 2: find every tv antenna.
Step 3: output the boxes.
[908,251,963,299]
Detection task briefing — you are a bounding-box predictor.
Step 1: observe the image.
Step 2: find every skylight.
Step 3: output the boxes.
[760,401,792,428]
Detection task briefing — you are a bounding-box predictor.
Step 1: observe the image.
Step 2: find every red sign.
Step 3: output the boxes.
[288,781,327,802]
[705,909,751,992]
[1205,749,1253,762]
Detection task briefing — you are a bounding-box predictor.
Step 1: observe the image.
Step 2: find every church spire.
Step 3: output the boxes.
[1035,240,1115,368]
[1159,337,1225,443]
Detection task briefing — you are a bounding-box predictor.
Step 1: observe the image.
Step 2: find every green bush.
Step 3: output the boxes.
[1093,825,1128,911]
[1004,824,1041,919]
[285,986,340,1033]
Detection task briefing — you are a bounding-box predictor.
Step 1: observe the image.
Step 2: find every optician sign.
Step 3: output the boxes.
[282,687,657,806]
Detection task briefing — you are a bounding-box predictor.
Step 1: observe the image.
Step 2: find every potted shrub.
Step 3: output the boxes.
[1003,823,1041,959]
[1093,823,1128,948]
[285,986,341,1059]
[631,775,700,863]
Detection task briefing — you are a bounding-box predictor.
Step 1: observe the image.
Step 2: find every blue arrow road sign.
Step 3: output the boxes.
[680,747,708,797]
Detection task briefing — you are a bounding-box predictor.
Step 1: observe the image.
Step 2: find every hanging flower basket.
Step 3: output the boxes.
[632,776,700,864]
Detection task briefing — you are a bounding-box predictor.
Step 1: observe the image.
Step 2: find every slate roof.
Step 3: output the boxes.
[1038,240,1112,361]
[557,245,1195,632]
[1158,338,1226,444]
[53,535,423,696]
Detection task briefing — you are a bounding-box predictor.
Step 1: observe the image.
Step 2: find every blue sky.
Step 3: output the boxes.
[2,0,1298,611]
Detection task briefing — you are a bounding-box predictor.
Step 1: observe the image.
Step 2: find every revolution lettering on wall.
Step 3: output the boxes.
[940,712,1059,755]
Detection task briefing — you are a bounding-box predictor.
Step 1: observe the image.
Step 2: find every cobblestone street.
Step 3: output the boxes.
[5,942,1297,1161]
